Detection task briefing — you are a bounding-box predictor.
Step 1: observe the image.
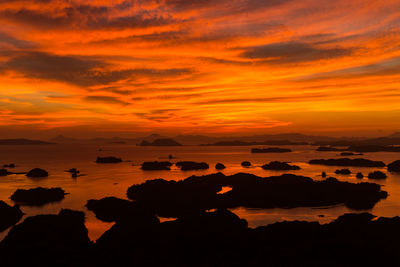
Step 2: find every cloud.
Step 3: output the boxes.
[3,51,193,87]
[297,57,400,81]
[240,41,354,63]
[0,4,175,30]
[84,95,130,105]
[0,31,36,49]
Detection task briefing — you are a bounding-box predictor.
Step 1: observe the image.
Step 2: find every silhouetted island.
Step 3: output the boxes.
[261,161,300,170]
[215,163,226,170]
[26,168,48,178]
[368,171,387,180]
[340,152,362,156]
[141,161,172,170]
[0,201,23,232]
[4,209,400,266]
[241,161,251,167]
[309,158,385,167]
[11,187,66,206]
[2,163,15,168]
[96,156,122,163]
[139,138,182,146]
[356,172,364,179]
[86,197,152,222]
[387,160,400,172]
[126,173,387,217]
[335,169,351,175]
[176,161,209,171]
[0,168,11,176]
[251,147,292,153]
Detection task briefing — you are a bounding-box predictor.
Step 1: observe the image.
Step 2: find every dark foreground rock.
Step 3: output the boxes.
[26,168,48,178]
[0,209,91,266]
[96,156,122,163]
[86,197,154,222]
[176,161,209,171]
[127,173,387,217]
[92,210,400,266]
[11,187,66,206]
[309,158,385,167]
[215,163,226,170]
[3,206,400,266]
[251,147,292,153]
[388,160,400,172]
[368,171,387,180]
[261,161,300,170]
[141,161,172,170]
[0,201,23,231]
[335,169,351,175]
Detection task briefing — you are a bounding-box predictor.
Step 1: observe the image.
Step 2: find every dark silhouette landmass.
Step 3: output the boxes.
[26,168,48,178]
[0,139,54,145]
[387,160,400,172]
[0,201,23,232]
[3,209,400,266]
[2,164,15,168]
[86,197,153,222]
[368,171,387,180]
[261,161,300,170]
[356,172,364,179]
[0,209,91,266]
[11,187,66,206]
[0,169,11,176]
[309,158,385,167]
[215,163,226,170]
[141,161,172,170]
[176,161,209,171]
[335,169,351,175]
[96,156,122,163]
[241,161,251,167]
[251,147,292,153]
[126,173,387,217]
[139,138,182,146]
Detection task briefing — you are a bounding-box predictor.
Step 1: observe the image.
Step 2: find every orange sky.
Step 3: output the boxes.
[0,0,400,138]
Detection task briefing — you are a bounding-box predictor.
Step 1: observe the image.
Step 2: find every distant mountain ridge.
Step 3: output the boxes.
[0,139,54,145]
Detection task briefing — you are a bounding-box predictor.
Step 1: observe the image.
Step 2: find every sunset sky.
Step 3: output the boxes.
[1,0,400,138]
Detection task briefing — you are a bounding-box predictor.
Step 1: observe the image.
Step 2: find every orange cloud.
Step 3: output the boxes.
[0,0,399,137]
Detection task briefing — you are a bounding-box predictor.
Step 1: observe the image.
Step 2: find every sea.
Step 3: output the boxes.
[1,144,400,241]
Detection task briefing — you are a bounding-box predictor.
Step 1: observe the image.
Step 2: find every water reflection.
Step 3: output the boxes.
[0,144,399,241]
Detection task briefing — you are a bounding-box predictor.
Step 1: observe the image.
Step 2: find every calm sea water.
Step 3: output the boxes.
[1,144,400,241]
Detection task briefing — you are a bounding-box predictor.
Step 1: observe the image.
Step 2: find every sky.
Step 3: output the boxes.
[0,0,400,138]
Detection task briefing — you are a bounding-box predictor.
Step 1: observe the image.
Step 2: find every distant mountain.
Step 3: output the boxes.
[0,139,54,145]
[139,138,182,146]
[50,135,80,143]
